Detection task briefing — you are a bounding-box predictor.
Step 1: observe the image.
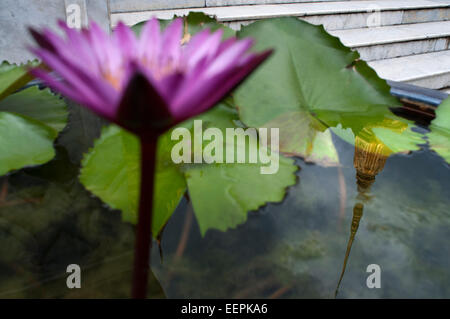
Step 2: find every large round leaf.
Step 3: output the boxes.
[185,105,298,235]
[234,18,421,164]
[182,11,235,39]
[0,86,68,176]
[0,86,68,132]
[80,124,187,236]
[0,112,57,175]
[0,61,37,101]
[80,105,298,237]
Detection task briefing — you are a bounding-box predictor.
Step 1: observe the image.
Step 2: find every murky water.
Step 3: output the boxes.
[155,133,450,299]
[0,102,448,298]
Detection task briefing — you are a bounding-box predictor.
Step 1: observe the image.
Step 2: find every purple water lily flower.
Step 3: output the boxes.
[29,18,271,136]
[29,18,271,299]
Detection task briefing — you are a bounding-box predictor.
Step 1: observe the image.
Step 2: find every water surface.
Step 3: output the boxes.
[0,102,448,298]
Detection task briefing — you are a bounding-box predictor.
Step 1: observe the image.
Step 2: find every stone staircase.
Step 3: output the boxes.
[110,0,450,91]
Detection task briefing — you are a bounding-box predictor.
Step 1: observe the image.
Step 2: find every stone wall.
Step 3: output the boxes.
[0,0,109,63]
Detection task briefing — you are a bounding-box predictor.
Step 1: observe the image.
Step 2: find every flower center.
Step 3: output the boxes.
[103,70,122,90]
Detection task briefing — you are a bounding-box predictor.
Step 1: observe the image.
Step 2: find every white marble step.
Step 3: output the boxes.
[111,0,450,30]
[330,21,450,61]
[206,0,361,7]
[110,0,360,13]
[368,51,450,89]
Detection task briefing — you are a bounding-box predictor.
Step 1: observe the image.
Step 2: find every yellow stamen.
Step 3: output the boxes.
[103,71,121,90]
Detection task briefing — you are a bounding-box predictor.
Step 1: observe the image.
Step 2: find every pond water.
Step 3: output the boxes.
[156,131,450,299]
[0,101,448,298]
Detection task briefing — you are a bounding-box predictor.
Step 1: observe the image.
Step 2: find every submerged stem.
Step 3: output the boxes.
[132,136,158,299]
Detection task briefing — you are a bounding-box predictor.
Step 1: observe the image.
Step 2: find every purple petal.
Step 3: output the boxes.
[215,37,238,55]
[57,20,99,70]
[171,50,272,121]
[139,18,161,63]
[114,21,138,60]
[185,29,223,69]
[203,38,254,78]
[32,48,119,116]
[161,18,183,65]
[86,21,109,61]
[41,27,100,76]
[158,72,185,104]
[183,29,209,58]
[29,27,57,53]
[85,22,122,73]
[166,53,210,108]
[30,68,115,122]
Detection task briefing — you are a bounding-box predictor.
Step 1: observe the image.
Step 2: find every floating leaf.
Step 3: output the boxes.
[0,61,37,101]
[332,115,424,155]
[183,11,235,39]
[80,105,298,237]
[0,86,67,132]
[234,18,420,165]
[372,125,423,154]
[0,86,68,176]
[426,98,450,163]
[185,105,298,235]
[0,112,57,175]
[79,125,186,236]
[261,112,339,166]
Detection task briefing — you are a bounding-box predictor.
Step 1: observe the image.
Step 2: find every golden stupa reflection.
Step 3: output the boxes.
[335,118,406,297]
[353,126,391,199]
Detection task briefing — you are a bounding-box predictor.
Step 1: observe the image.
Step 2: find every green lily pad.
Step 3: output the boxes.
[0,112,57,175]
[80,105,298,237]
[79,124,187,236]
[372,125,423,154]
[0,86,68,132]
[185,105,298,235]
[331,115,424,155]
[0,84,68,176]
[0,61,38,101]
[426,97,450,163]
[234,18,421,164]
[183,11,235,39]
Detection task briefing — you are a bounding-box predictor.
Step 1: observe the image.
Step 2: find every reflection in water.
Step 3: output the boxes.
[335,128,390,297]
[354,128,390,201]
[335,203,363,297]
[154,114,448,298]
